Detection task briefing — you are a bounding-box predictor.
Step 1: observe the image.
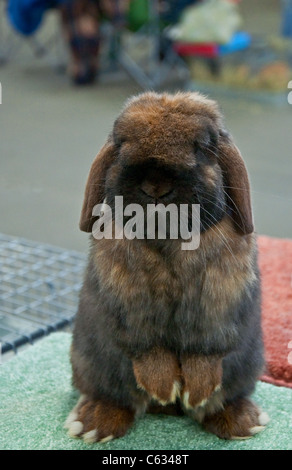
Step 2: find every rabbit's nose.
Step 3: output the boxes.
[140,180,174,200]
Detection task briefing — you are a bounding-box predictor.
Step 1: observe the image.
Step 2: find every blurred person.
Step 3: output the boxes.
[7,0,129,85]
[60,0,129,85]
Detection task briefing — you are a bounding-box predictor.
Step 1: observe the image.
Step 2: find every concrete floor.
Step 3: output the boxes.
[0,0,291,254]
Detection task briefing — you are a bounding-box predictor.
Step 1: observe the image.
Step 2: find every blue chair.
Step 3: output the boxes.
[0,0,65,65]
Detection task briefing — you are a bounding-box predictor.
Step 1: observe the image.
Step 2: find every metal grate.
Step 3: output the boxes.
[0,233,86,355]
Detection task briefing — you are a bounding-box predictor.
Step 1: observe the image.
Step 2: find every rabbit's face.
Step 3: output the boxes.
[105,93,226,232]
[80,92,253,236]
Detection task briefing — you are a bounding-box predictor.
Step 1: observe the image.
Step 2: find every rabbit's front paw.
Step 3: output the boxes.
[64,395,134,444]
[181,355,222,409]
[133,348,181,405]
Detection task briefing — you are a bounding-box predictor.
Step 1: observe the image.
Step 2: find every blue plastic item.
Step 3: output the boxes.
[218,31,251,56]
[282,0,292,38]
[7,0,60,36]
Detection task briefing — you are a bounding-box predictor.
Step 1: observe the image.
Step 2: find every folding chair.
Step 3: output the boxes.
[109,0,191,89]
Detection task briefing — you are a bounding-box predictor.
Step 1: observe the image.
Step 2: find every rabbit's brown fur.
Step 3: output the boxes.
[65,92,267,442]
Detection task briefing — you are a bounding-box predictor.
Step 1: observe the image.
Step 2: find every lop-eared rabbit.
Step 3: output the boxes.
[65,92,268,443]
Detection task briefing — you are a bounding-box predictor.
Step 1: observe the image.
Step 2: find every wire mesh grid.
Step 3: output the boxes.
[0,233,86,355]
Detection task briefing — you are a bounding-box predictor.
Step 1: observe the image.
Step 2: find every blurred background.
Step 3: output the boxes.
[1,0,292,253]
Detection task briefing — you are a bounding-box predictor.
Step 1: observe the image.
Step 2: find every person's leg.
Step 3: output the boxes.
[59,0,100,85]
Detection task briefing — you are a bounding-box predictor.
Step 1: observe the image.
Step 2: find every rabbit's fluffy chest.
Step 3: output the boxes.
[94,222,255,345]
[95,238,200,306]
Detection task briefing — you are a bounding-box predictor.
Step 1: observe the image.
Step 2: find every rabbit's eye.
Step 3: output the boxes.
[194,140,210,155]
[194,140,218,165]
[194,127,218,156]
[197,138,218,156]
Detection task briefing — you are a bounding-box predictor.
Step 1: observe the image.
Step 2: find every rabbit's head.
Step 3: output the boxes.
[79,92,253,237]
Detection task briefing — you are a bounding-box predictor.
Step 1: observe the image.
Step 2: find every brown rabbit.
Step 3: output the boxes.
[65,92,269,443]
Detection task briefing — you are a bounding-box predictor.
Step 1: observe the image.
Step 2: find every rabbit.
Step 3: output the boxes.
[65,91,269,443]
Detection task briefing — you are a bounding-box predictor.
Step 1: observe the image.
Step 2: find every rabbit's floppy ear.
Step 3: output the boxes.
[218,131,254,235]
[79,138,116,232]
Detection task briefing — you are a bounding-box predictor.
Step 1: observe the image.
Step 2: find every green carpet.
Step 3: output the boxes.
[1,332,291,450]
